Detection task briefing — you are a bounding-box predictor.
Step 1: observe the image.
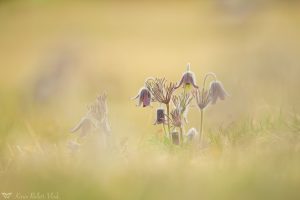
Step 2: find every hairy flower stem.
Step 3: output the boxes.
[162,123,167,138]
[202,73,217,88]
[198,73,216,143]
[181,87,187,144]
[179,126,184,144]
[199,109,204,143]
[166,103,171,138]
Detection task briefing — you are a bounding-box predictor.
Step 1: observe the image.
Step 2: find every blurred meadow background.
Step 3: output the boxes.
[0,0,300,199]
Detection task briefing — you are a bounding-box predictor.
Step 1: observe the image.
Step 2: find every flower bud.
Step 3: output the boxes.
[154,108,165,125]
[186,128,199,142]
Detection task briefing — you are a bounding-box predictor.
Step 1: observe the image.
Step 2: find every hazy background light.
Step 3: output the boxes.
[0,1,299,198]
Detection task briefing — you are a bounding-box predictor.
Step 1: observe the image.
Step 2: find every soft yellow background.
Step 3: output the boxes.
[0,0,300,199]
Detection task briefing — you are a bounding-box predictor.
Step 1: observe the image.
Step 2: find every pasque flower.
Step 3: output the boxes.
[209,81,228,104]
[132,87,152,107]
[132,63,229,146]
[194,72,228,143]
[175,63,198,89]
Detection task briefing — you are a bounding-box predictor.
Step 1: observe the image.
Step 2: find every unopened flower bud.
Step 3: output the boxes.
[186,128,199,142]
[154,108,165,125]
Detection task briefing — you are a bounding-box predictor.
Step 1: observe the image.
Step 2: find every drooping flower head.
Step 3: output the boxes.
[175,63,198,90]
[133,87,152,107]
[209,81,228,104]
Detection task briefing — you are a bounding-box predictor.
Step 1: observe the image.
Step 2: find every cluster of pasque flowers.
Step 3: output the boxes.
[133,63,228,145]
